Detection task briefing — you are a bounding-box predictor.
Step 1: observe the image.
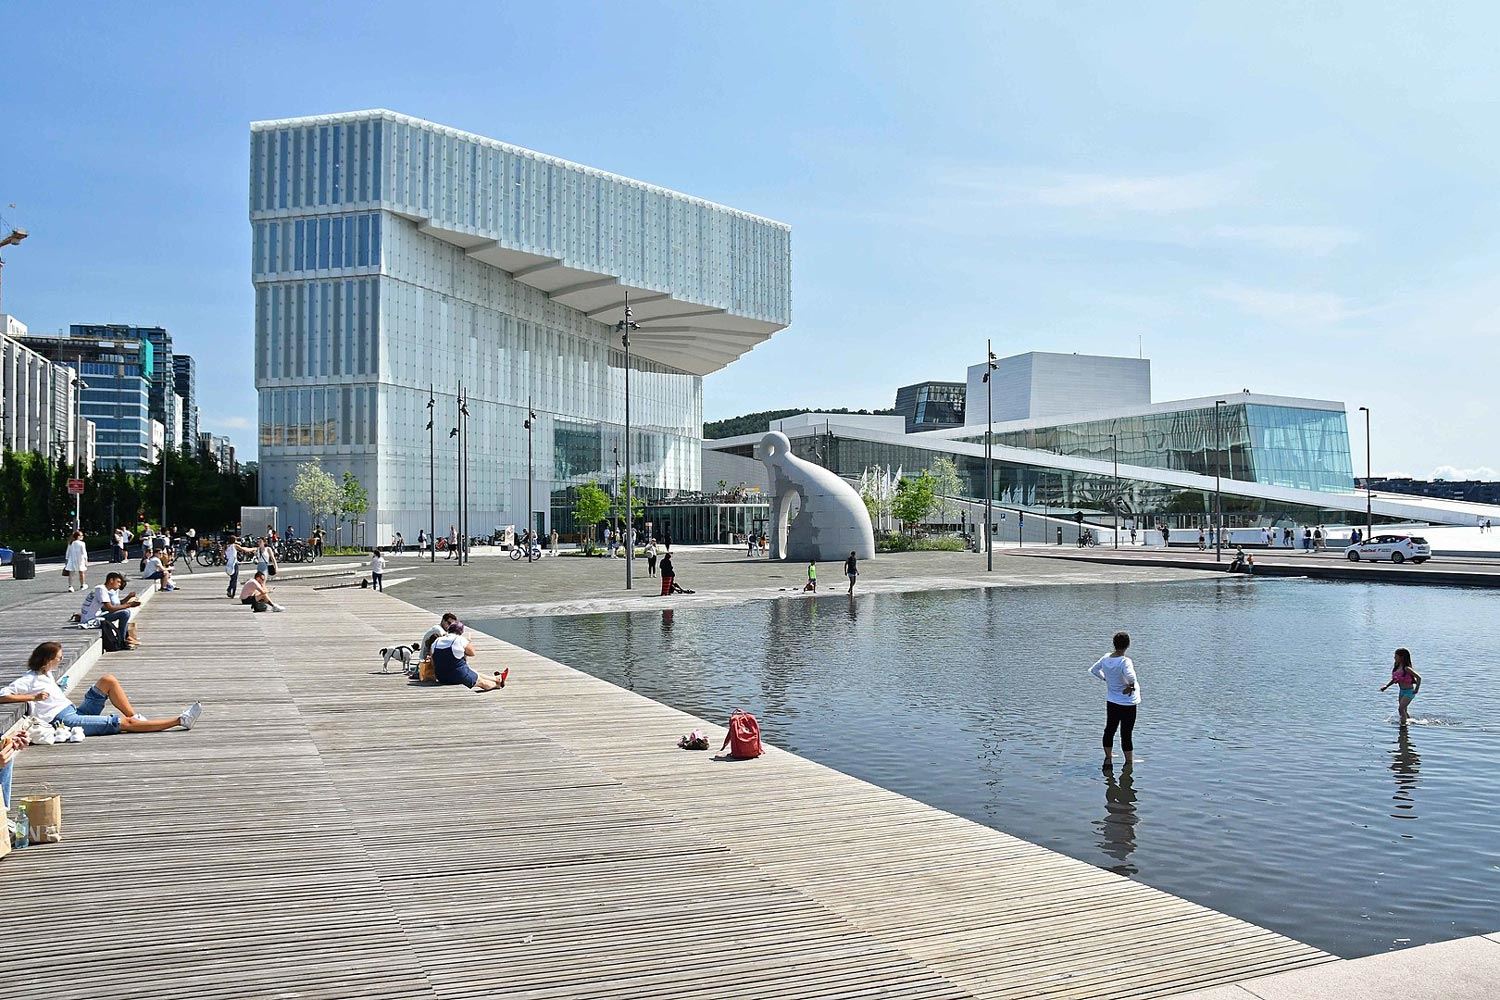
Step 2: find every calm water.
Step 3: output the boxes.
[477,579,1500,958]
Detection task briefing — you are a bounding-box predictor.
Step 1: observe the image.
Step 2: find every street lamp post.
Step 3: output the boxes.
[1214,399,1227,562]
[426,385,436,563]
[1112,431,1119,549]
[1359,405,1372,541]
[616,294,640,590]
[524,397,536,562]
[73,366,87,531]
[981,340,998,571]
[450,400,460,566]
[459,386,470,565]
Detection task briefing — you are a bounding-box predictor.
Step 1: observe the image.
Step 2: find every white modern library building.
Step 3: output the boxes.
[250,109,790,541]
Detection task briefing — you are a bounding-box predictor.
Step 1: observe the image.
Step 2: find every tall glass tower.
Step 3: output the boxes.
[250,110,791,541]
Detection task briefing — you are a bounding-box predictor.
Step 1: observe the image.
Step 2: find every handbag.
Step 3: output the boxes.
[61,566,70,577]
[268,563,277,576]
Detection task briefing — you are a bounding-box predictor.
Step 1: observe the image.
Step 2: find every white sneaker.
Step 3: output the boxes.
[70,727,85,743]
[179,702,203,730]
[68,586,75,592]
[131,714,147,722]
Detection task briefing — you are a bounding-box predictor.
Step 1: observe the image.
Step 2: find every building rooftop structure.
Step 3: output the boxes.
[894,380,965,432]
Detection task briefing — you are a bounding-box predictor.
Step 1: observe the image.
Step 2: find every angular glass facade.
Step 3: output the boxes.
[251,111,789,539]
[956,401,1354,494]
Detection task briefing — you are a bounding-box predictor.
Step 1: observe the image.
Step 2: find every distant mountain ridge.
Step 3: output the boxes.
[704,407,899,440]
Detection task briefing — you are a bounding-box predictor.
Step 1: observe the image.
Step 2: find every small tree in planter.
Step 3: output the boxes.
[573,482,610,554]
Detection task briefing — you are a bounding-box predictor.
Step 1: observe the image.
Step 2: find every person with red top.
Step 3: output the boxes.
[1379,648,1423,727]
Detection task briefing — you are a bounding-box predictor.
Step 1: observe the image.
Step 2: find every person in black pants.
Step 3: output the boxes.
[1089,631,1141,766]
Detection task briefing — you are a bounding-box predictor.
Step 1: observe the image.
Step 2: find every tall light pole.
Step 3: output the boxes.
[72,368,87,531]
[1214,399,1226,562]
[524,397,536,562]
[1112,431,1119,549]
[616,294,640,590]
[426,385,435,563]
[1359,405,1372,541]
[459,386,470,565]
[450,413,460,566]
[981,341,998,571]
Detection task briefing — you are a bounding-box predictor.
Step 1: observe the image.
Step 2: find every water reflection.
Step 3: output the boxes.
[1096,763,1140,875]
[661,609,674,632]
[1389,729,1421,822]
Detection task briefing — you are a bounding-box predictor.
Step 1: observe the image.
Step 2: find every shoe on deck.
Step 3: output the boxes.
[179,702,203,730]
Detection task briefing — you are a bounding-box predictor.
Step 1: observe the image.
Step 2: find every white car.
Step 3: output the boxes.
[1346,534,1431,564]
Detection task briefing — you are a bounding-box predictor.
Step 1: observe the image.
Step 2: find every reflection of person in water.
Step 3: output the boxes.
[1389,729,1421,818]
[1096,764,1139,875]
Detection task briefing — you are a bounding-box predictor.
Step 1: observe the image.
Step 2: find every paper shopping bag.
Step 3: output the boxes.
[20,793,61,844]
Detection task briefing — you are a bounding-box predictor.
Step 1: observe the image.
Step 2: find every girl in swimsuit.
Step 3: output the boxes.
[1379,647,1422,727]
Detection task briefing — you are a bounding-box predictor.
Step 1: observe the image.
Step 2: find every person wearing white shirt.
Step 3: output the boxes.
[1089,631,1142,766]
[370,549,387,592]
[222,535,255,599]
[142,552,176,592]
[63,530,89,592]
[80,573,138,651]
[1,640,201,736]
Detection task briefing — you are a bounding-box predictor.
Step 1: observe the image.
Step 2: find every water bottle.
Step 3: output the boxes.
[8,810,28,849]
[58,674,71,691]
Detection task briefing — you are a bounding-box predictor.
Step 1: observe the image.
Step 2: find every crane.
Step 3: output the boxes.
[0,227,28,314]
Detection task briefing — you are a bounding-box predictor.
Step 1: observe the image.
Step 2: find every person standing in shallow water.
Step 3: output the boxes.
[1380,647,1422,727]
[1089,631,1140,765]
[844,550,858,594]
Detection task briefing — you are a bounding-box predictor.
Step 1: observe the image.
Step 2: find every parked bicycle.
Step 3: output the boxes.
[1077,528,1098,547]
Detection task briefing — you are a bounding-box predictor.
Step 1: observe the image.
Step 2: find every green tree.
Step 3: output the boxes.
[291,460,340,534]
[573,481,611,553]
[928,456,963,525]
[339,470,370,541]
[892,471,937,535]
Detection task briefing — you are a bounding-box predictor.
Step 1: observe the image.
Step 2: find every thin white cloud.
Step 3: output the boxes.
[1212,224,1359,256]
[1210,283,1364,327]
[1431,464,1498,481]
[934,165,1243,214]
[206,414,254,431]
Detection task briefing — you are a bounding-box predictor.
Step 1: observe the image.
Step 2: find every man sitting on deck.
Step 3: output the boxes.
[1,641,201,736]
[239,571,287,612]
[81,572,142,652]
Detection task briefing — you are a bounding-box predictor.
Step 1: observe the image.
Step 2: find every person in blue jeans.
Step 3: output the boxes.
[0,729,25,811]
[429,619,508,692]
[0,642,202,736]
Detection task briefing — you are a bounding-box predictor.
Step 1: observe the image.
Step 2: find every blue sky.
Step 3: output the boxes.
[3,1,1497,477]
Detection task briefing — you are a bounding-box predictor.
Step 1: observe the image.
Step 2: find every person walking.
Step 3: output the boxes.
[1197,528,1206,551]
[1313,526,1324,552]
[417,528,428,554]
[806,560,817,593]
[1303,526,1313,551]
[370,549,387,592]
[255,537,277,582]
[446,524,458,560]
[1379,648,1422,727]
[63,529,89,592]
[844,551,858,594]
[646,540,658,577]
[393,531,405,555]
[747,533,756,557]
[223,535,255,599]
[1089,631,1141,766]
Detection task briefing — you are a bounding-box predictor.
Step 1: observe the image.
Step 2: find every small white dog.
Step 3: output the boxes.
[378,643,419,675]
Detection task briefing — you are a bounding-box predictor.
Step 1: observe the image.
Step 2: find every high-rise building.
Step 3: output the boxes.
[249,110,791,541]
[894,381,966,432]
[199,431,236,474]
[172,354,199,450]
[71,324,177,455]
[19,330,154,473]
[3,315,91,469]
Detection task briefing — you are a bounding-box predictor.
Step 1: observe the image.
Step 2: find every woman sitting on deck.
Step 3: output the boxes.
[429,619,508,692]
[0,641,202,736]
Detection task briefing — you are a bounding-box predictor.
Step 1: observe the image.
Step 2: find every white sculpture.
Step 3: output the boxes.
[758,431,876,561]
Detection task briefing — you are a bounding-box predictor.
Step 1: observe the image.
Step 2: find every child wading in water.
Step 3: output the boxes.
[1379,647,1422,726]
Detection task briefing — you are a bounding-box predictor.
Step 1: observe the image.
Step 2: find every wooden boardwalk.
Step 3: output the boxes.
[0,577,1334,999]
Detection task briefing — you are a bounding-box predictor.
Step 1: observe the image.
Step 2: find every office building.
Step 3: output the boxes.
[172,354,199,450]
[249,110,791,541]
[1359,477,1500,507]
[707,352,1500,532]
[19,330,154,473]
[199,431,236,474]
[3,314,95,471]
[894,380,965,432]
[71,324,178,457]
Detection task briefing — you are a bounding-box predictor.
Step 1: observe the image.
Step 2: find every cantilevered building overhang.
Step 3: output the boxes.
[251,109,791,376]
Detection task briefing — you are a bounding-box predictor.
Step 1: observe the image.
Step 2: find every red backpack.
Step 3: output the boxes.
[722,710,763,759]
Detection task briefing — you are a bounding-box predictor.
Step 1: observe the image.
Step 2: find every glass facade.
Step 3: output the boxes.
[718,432,1375,531]
[894,381,965,432]
[956,401,1354,494]
[251,111,788,540]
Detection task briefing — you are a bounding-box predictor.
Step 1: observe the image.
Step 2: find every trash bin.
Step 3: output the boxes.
[13,550,36,580]
[1056,527,1063,546]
